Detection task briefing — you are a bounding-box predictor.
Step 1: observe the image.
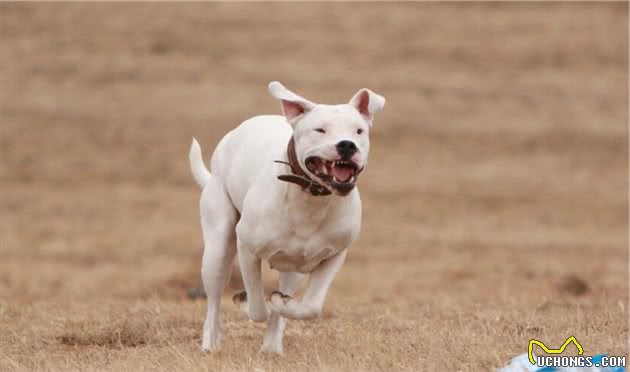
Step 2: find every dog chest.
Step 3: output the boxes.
[236,187,362,273]
[259,230,351,273]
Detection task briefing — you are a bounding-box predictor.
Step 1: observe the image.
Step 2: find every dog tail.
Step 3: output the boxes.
[189,138,211,188]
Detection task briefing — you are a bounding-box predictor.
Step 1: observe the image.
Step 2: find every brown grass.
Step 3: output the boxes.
[0,3,628,371]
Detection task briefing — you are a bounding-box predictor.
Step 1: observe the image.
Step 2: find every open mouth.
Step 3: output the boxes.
[305,156,361,194]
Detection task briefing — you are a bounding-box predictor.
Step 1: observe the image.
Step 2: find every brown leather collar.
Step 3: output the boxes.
[275,137,332,196]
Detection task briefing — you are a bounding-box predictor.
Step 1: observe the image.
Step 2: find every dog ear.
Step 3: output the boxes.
[349,88,386,125]
[268,81,316,125]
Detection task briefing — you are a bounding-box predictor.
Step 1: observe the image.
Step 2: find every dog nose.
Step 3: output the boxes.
[336,140,358,158]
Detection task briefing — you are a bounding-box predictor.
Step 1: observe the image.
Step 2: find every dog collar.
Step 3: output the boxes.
[275,137,332,196]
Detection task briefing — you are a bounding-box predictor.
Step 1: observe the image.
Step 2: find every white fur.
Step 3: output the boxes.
[190,81,385,354]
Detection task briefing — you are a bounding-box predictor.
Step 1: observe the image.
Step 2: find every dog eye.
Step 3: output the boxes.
[314,128,326,134]
[357,129,364,135]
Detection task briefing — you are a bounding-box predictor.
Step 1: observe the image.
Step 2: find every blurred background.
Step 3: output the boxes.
[0,3,628,371]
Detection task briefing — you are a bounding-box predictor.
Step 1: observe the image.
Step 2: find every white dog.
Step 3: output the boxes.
[189,81,385,354]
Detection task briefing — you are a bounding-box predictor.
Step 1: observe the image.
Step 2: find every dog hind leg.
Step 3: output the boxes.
[200,177,238,352]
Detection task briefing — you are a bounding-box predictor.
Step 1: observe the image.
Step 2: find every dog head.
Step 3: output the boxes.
[268,81,385,196]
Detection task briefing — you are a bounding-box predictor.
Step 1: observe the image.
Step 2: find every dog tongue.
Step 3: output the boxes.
[332,165,353,182]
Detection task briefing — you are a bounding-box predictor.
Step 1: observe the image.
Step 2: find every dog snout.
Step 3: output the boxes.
[336,140,358,158]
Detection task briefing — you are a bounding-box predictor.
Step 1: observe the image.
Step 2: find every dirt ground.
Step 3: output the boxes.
[0,3,628,371]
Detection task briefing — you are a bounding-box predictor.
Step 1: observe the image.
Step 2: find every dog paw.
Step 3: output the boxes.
[249,306,269,322]
[268,295,321,320]
[270,291,292,304]
[259,341,283,355]
[233,290,269,322]
[201,332,222,352]
[268,291,297,315]
[201,343,220,353]
[232,290,247,305]
[232,290,249,317]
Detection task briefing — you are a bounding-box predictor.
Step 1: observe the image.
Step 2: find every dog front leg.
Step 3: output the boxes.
[269,250,346,320]
[261,271,304,354]
[237,241,269,322]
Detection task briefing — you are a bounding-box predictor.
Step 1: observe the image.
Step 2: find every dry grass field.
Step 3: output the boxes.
[0,3,628,371]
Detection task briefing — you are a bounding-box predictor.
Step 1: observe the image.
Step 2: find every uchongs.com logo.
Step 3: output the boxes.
[528,336,626,370]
